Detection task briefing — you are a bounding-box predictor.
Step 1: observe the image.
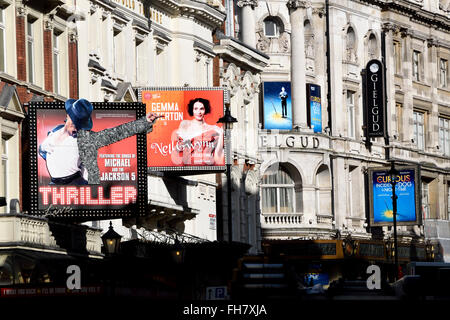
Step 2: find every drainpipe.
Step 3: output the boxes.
[325,0,336,227]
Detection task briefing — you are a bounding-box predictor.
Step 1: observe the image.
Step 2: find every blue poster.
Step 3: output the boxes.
[372,169,417,224]
[263,82,292,130]
[308,84,322,133]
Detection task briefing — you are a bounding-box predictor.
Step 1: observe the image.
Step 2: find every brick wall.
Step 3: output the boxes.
[16,12,26,82]
[68,37,78,99]
[43,28,53,92]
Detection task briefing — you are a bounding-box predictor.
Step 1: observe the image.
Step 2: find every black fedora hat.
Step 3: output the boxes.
[65,98,93,131]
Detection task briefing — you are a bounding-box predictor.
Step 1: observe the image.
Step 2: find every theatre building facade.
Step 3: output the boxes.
[234,0,450,280]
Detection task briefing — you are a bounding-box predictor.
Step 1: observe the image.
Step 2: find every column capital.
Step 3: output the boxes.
[427,37,439,47]
[44,15,54,31]
[287,0,308,12]
[382,22,397,33]
[312,7,325,18]
[400,27,413,38]
[16,4,27,17]
[68,30,78,43]
[237,0,258,9]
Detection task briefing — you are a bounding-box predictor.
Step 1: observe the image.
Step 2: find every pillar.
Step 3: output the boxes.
[237,0,258,48]
[287,0,308,130]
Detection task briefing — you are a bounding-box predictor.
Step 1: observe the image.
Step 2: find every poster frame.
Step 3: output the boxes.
[27,101,148,220]
[137,86,228,173]
[368,165,420,227]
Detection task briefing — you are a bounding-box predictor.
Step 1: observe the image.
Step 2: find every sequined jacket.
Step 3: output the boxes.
[77,116,153,184]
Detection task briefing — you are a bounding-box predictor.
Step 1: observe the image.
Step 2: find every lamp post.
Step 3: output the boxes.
[388,161,399,280]
[101,221,122,255]
[218,105,237,243]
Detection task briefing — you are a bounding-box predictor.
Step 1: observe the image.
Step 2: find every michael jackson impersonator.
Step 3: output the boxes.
[39,98,162,185]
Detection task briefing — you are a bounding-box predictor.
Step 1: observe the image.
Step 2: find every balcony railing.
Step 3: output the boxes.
[261,213,303,227]
[0,214,102,255]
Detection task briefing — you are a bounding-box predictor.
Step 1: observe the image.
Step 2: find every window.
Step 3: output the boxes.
[396,103,403,139]
[394,41,401,74]
[348,166,360,218]
[263,17,280,38]
[347,91,355,138]
[1,138,7,211]
[440,58,448,88]
[26,18,34,83]
[52,31,60,94]
[447,183,450,220]
[135,38,143,82]
[439,117,450,156]
[413,111,425,150]
[261,166,301,214]
[113,29,122,74]
[422,181,430,220]
[0,8,5,72]
[413,50,421,81]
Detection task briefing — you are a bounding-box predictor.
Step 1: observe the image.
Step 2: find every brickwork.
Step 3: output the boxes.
[16,13,26,81]
[43,28,53,92]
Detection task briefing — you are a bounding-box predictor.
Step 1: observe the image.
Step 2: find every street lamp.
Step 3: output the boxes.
[101,221,122,255]
[218,105,237,243]
[388,161,399,280]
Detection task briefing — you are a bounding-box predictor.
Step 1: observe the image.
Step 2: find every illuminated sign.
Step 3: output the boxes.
[368,166,420,226]
[306,83,322,133]
[138,87,225,171]
[364,59,385,137]
[27,102,148,220]
[262,82,292,130]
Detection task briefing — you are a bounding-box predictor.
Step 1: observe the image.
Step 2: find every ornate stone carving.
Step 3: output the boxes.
[305,35,314,57]
[230,165,242,191]
[287,0,308,11]
[256,31,270,52]
[44,16,54,31]
[237,0,258,8]
[278,32,290,53]
[244,170,259,195]
[16,4,27,17]
[68,31,78,43]
[312,7,325,17]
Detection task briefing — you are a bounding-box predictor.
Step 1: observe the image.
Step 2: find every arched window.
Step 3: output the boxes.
[316,165,331,215]
[261,165,302,213]
[263,17,282,38]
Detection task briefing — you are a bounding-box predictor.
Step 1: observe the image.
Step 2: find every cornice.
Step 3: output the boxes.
[357,0,450,31]
[152,0,226,29]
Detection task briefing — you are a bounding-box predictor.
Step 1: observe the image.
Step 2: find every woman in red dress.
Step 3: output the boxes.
[172,98,224,166]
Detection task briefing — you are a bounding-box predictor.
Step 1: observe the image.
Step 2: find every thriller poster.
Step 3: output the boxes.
[27,101,148,220]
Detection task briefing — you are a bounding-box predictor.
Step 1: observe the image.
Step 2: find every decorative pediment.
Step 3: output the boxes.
[115,82,137,102]
[0,84,25,122]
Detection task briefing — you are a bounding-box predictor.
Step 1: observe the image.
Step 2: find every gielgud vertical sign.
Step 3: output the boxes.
[26,101,148,220]
[364,59,386,137]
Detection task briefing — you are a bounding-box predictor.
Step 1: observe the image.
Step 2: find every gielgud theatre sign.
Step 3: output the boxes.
[259,134,321,149]
[25,101,150,220]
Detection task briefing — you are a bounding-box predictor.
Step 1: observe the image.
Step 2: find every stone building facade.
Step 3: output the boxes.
[232,0,450,262]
